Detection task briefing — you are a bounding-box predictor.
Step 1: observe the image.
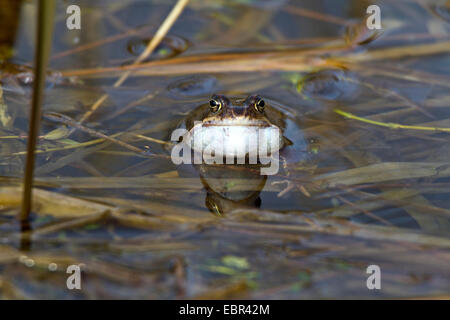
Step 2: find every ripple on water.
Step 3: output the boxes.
[127,35,189,61]
[297,69,360,101]
[167,75,219,98]
[430,3,450,23]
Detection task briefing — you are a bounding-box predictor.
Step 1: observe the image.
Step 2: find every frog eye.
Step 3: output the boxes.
[209,99,222,113]
[255,98,265,113]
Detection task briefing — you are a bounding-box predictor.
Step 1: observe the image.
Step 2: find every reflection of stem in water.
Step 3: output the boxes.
[20,220,31,252]
[20,1,55,225]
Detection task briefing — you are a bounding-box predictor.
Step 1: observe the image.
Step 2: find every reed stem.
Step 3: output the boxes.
[20,0,55,223]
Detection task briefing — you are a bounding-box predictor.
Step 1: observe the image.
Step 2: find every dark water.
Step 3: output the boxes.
[0,0,449,299]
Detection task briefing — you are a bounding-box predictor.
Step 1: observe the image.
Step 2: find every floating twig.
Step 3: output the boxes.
[44,112,146,155]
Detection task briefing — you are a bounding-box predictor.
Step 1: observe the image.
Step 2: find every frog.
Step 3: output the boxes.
[170,94,314,215]
[174,94,309,164]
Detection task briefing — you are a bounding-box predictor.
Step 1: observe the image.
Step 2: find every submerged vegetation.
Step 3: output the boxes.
[0,0,449,299]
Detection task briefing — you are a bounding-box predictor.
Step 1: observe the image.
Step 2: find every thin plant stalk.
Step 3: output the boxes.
[20,0,55,223]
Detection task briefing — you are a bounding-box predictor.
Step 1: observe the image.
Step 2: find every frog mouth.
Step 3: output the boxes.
[203,123,270,127]
[185,122,284,156]
[201,119,272,127]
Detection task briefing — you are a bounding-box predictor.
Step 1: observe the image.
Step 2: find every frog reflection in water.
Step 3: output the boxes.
[173,94,311,216]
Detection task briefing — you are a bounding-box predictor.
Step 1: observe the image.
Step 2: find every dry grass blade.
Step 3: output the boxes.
[44,112,146,154]
[109,241,197,252]
[32,210,110,236]
[62,51,341,78]
[314,162,450,188]
[221,210,450,248]
[60,41,450,78]
[78,0,190,124]
[111,210,174,230]
[0,84,12,127]
[193,281,249,299]
[283,5,348,26]
[1,187,112,218]
[0,245,20,264]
